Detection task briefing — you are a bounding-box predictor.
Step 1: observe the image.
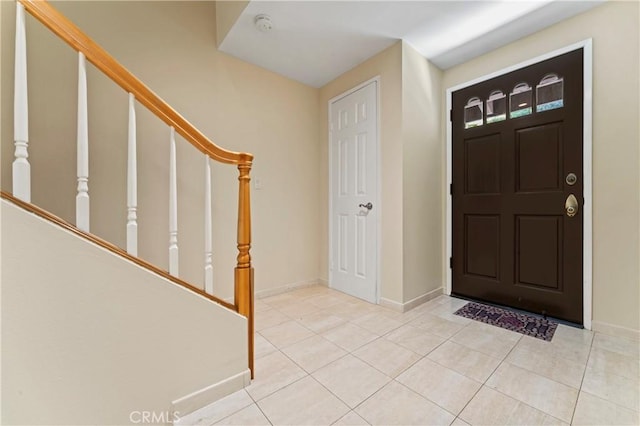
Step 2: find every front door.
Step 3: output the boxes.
[330,81,378,303]
[452,49,584,324]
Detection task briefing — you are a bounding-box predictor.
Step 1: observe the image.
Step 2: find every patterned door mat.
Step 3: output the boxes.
[454,302,558,341]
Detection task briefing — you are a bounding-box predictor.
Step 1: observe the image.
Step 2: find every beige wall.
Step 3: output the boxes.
[0,1,321,299]
[442,1,640,332]
[319,42,404,303]
[1,200,248,425]
[401,42,443,302]
[215,1,249,47]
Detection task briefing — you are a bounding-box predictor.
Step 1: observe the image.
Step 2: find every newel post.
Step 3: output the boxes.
[234,161,254,379]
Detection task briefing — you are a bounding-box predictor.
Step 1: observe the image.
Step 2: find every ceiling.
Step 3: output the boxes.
[219,1,602,88]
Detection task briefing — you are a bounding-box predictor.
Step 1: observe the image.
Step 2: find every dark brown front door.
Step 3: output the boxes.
[452,49,584,324]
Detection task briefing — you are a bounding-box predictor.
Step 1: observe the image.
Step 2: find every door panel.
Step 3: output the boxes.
[452,49,583,324]
[330,82,378,303]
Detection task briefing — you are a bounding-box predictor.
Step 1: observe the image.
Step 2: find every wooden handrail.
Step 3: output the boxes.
[18,0,252,166]
[1,191,236,311]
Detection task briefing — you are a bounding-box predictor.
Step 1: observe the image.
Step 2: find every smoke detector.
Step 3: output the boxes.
[254,14,273,32]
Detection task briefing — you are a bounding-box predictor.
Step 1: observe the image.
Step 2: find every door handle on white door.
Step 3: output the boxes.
[359,202,373,210]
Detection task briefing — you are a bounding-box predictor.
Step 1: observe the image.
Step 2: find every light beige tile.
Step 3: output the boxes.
[257,376,349,425]
[245,351,306,401]
[355,381,455,425]
[350,311,404,336]
[592,333,640,358]
[323,300,379,321]
[397,357,482,415]
[332,411,370,425]
[451,417,471,426]
[321,322,378,352]
[312,354,391,408]
[259,320,314,348]
[516,334,592,365]
[281,335,347,373]
[408,298,443,315]
[329,289,364,301]
[409,313,466,338]
[261,292,299,309]
[175,390,253,426]
[254,332,277,359]
[427,340,502,383]
[308,294,346,309]
[215,404,270,426]
[451,323,520,359]
[254,299,272,313]
[552,324,593,346]
[581,365,639,411]
[485,363,578,423]
[587,346,640,380]
[505,345,586,389]
[572,391,640,426]
[460,386,566,426]
[278,300,322,319]
[296,311,346,333]
[255,309,289,331]
[353,338,421,378]
[384,324,447,356]
[377,306,424,324]
[289,285,331,299]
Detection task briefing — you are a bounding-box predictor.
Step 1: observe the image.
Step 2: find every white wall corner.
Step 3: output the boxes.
[379,297,404,312]
[380,286,443,313]
[171,369,251,419]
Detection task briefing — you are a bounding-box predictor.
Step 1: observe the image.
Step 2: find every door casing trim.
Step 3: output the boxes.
[445,39,593,329]
[328,77,382,304]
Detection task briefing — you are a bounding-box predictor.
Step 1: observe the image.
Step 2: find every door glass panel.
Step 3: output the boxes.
[464,97,483,129]
[510,83,532,118]
[537,74,564,112]
[486,90,506,124]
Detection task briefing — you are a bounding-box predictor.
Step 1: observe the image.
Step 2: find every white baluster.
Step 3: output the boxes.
[13,3,30,202]
[169,127,179,275]
[127,93,138,255]
[76,52,90,232]
[204,155,213,293]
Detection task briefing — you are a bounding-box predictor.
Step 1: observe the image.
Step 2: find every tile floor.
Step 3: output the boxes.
[177,285,640,426]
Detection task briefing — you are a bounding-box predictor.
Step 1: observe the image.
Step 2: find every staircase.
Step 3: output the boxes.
[2,0,254,423]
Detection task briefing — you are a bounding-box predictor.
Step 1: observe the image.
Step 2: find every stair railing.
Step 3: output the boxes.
[10,0,254,378]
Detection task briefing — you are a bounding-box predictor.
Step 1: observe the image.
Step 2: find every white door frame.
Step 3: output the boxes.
[445,40,593,329]
[328,77,382,303]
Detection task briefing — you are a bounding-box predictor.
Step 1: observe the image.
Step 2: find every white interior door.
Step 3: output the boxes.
[329,81,378,303]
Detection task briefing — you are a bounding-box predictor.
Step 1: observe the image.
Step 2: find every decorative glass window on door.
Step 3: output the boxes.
[509,83,532,118]
[486,90,506,123]
[536,74,564,112]
[464,97,483,129]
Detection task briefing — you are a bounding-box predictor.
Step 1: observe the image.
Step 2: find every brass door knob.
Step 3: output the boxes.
[565,194,579,217]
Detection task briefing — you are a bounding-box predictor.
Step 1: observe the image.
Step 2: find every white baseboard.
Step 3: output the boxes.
[380,287,443,313]
[255,279,323,299]
[171,369,251,418]
[592,320,640,341]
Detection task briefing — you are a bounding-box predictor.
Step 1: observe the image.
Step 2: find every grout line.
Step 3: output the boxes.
[570,331,595,424]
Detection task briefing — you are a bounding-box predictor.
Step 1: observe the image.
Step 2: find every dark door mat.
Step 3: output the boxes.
[454,302,558,341]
